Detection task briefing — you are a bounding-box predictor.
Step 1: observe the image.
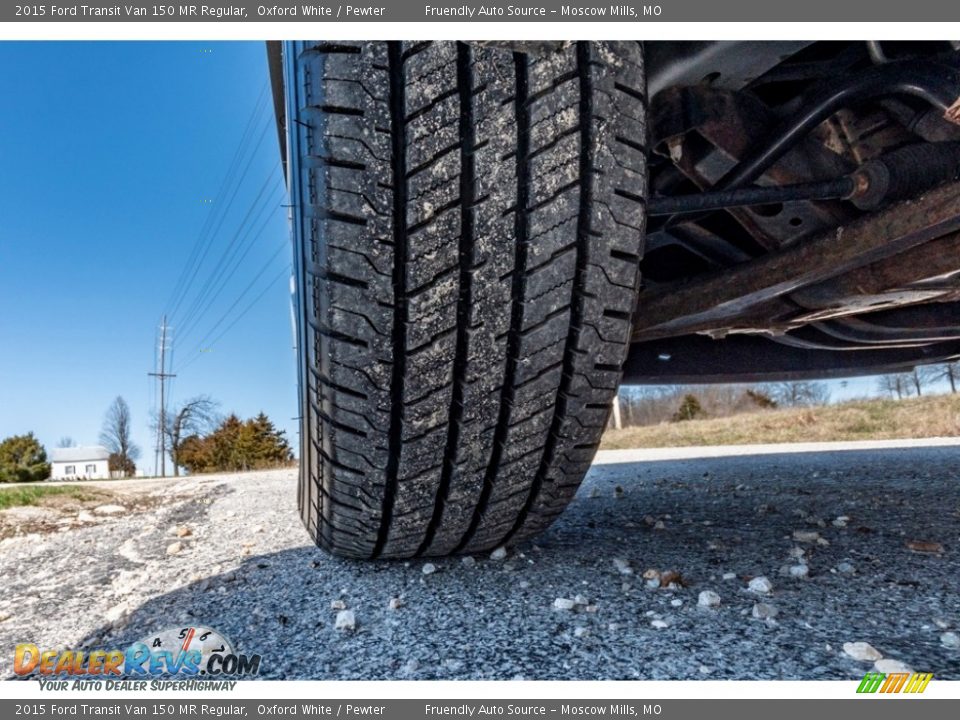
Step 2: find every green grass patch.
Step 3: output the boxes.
[0,485,107,511]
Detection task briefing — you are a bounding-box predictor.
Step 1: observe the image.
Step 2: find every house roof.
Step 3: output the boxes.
[51,446,110,463]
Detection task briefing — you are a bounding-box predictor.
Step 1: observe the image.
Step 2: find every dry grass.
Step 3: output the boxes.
[600,393,960,450]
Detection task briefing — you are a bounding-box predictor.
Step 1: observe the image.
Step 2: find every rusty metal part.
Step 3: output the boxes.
[718,59,960,191]
[651,86,852,249]
[632,181,960,342]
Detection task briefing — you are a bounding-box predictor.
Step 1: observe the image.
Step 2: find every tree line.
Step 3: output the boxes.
[0,394,291,483]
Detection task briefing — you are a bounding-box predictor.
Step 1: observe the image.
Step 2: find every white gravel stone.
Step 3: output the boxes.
[843,641,883,662]
[573,626,589,638]
[421,563,437,576]
[612,558,633,575]
[334,610,356,631]
[792,530,821,543]
[722,572,736,580]
[461,556,476,567]
[670,598,684,607]
[941,631,960,650]
[489,547,508,561]
[330,599,346,611]
[388,597,404,610]
[789,564,810,579]
[752,603,779,619]
[832,516,850,528]
[573,594,589,606]
[650,619,669,629]
[76,511,96,523]
[837,562,856,574]
[165,542,183,556]
[93,505,126,516]
[553,598,576,611]
[874,659,912,674]
[698,590,721,608]
[748,576,773,594]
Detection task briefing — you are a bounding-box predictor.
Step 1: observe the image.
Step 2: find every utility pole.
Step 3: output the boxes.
[149,315,177,477]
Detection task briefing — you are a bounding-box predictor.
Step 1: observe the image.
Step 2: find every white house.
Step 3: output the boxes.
[50,446,111,480]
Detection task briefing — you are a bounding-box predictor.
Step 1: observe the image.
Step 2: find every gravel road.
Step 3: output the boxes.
[2,441,959,680]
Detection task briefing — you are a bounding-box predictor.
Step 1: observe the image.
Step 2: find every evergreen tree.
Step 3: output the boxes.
[0,433,51,483]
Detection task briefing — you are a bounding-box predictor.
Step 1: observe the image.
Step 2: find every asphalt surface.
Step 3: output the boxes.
[2,441,959,680]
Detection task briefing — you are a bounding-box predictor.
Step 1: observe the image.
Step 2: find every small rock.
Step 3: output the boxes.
[722,572,736,581]
[659,570,683,588]
[843,641,883,662]
[404,659,419,673]
[789,564,809,579]
[573,626,589,638]
[331,599,346,611]
[653,520,666,530]
[832,516,850,528]
[176,526,192,538]
[166,542,183,556]
[584,604,599,613]
[76,511,96,523]
[388,597,403,610]
[792,530,821,543]
[650,620,669,629]
[421,563,437,576]
[489,547,508,561]
[837,561,856,574]
[670,599,684,608]
[752,603,779,620]
[334,610,356,631]
[906,539,944,554]
[93,504,126,516]
[875,659,912,674]
[748,576,773,594]
[553,598,576,611]
[698,590,721,608]
[573,594,589,606]
[612,558,633,576]
[787,547,806,559]
[461,556,476,568]
[519,580,531,589]
[941,631,960,650]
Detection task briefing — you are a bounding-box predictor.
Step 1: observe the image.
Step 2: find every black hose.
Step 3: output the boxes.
[719,60,960,191]
[647,177,855,216]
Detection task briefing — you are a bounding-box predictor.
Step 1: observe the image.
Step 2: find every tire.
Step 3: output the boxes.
[286,40,647,558]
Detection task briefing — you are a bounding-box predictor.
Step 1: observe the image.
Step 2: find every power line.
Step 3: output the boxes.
[164,82,270,317]
[173,173,284,344]
[167,111,274,323]
[174,263,291,375]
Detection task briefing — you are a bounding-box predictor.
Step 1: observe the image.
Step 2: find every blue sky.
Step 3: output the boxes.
[0,42,296,474]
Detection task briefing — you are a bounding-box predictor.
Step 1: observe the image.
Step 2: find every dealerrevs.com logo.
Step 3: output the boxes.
[14,626,261,689]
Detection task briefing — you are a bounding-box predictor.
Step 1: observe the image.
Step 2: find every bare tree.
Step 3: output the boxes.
[163,396,219,476]
[876,374,910,399]
[100,396,140,477]
[928,362,959,394]
[56,437,76,448]
[769,381,831,407]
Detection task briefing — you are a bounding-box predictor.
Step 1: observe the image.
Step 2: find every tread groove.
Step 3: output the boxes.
[418,42,475,556]
[372,41,407,559]
[452,51,529,554]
